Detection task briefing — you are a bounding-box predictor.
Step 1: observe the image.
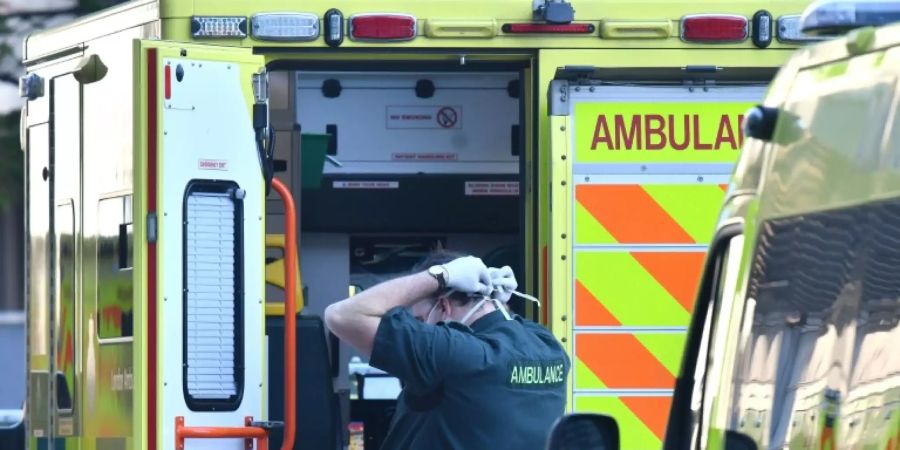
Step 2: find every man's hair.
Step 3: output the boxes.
[412,250,475,305]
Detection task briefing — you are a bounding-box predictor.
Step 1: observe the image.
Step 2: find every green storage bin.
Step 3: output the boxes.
[300,133,329,189]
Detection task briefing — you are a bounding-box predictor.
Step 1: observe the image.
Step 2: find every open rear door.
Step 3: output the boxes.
[134,40,267,450]
[547,69,767,450]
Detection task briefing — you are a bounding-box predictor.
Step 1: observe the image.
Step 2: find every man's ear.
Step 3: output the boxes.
[439,296,453,316]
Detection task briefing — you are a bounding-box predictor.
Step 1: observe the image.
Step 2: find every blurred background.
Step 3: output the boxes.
[0,0,125,429]
[1,0,131,309]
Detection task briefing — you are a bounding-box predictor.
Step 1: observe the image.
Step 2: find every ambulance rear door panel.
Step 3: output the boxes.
[551,79,767,450]
[295,71,521,234]
[137,40,267,450]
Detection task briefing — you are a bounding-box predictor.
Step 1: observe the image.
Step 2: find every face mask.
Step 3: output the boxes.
[429,289,542,327]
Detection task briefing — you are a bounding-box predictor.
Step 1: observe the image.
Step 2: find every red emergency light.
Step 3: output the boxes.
[502,22,595,34]
[349,14,417,41]
[680,15,748,42]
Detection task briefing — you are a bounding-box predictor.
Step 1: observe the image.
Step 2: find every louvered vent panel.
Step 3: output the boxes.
[185,192,237,400]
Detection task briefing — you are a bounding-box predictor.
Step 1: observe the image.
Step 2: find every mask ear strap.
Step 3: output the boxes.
[460,297,489,326]
[493,298,512,320]
[425,299,441,324]
[510,290,541,308]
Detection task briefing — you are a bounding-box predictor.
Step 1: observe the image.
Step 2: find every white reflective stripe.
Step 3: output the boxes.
[185,191,238,400]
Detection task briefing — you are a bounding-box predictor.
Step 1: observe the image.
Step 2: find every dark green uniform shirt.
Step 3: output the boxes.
[369,306,570,450]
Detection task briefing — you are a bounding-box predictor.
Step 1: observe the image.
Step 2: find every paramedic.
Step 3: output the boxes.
[324,252,569,450]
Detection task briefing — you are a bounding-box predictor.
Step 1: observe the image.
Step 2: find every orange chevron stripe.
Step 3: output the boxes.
[720,184,728,191]
[576,280,621,326]
[576,184,694,244]
[621,396,672,440]
[631,252,705,312]
[577,334,675,389]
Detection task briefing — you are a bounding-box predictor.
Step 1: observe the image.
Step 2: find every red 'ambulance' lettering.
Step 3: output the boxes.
[591,114,745,151]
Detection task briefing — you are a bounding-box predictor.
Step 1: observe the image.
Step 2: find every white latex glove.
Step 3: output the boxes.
[442,256,492,295]
[488,266,518,303]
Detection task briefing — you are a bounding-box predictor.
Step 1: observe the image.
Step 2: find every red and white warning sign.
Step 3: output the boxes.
[465,181,520,196]
[333,181,400,190]
[386,105,462,130]
[198,159,228,171]
[391,152,458,161]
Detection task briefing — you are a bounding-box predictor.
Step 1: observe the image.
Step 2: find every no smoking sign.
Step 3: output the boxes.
[386,105,463,130]
[436,106,459,129]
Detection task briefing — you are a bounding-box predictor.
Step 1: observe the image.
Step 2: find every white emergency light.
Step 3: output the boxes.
[324,9,345,47]
[801,0,900,35]
[251,12,320,41]
[776,15,826,42]
[752,10,773,48]
[191,16,248,38]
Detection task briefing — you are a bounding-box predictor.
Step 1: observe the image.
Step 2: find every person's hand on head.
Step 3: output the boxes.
[488,266,518,303]
[443,256,492,296]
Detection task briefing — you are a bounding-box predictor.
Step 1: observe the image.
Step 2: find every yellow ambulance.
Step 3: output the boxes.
[544,1,900,450]
[17,0,815,448]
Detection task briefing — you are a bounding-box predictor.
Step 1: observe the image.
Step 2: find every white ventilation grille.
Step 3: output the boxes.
[185,191,239,401]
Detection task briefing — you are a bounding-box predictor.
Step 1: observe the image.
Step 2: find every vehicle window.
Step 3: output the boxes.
[687,235,744,450]
[56,201,75,411]
[97,195,134,340]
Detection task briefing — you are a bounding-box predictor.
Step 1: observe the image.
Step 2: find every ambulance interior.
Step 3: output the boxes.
[264,67,529,446]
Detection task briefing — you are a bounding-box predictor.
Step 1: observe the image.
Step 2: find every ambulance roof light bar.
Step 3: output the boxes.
[680,14,749,42]
[349,13,417,41]
[533,0,576,24]
[251,13,319,41]
[800,0,900,36]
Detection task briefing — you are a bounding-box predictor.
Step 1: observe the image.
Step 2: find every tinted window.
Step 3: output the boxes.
[97,195,133,339]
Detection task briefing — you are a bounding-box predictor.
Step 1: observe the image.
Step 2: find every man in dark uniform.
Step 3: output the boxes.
[324,252,570,450]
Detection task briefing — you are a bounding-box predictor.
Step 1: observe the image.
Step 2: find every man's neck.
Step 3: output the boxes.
[462,301,505,326]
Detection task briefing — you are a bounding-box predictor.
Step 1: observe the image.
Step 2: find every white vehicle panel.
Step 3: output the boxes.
[296,71,520,175]
[159,57,265,450]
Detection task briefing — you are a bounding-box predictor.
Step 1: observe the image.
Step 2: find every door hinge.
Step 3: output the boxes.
[548,80,570,117]
[147,212,158,244]
[682,66,723,88]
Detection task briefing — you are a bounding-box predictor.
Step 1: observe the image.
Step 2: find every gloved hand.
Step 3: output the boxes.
[488,266,518,303]
[443,256,492,295]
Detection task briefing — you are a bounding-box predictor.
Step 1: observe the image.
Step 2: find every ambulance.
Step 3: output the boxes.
[543,1,900,449]
[17,0,816,449]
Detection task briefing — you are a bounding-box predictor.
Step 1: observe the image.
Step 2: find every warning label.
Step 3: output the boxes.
[198,159,228,171]
[436,107,458,129]
[391,153,458,161]
[333,181,400,190]
[386,106,463,130]
[465,181,520,196]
